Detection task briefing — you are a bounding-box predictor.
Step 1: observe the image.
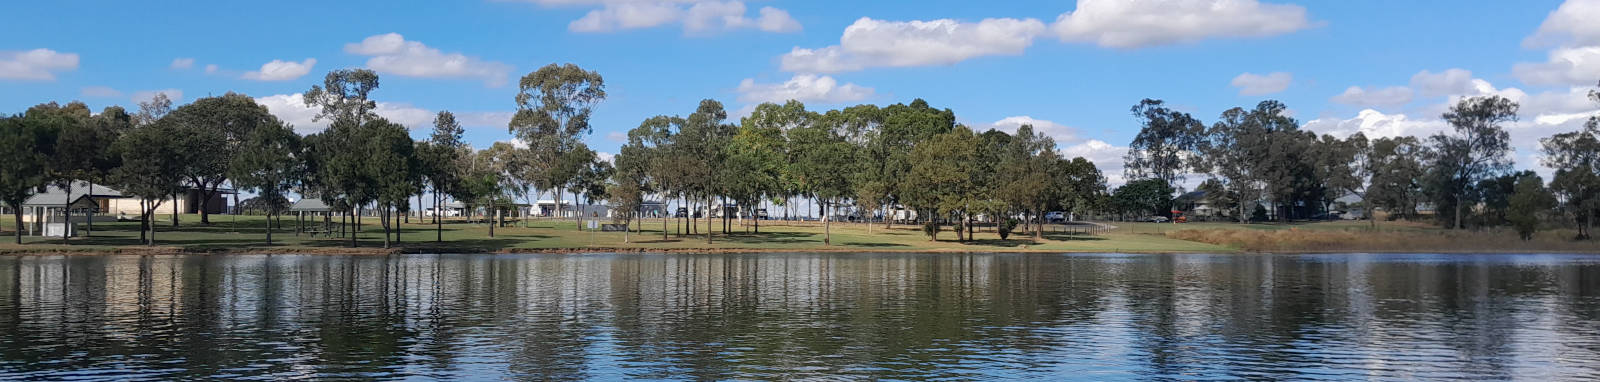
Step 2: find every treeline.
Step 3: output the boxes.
[0,63,1109,247]
[1115,84,1600,240]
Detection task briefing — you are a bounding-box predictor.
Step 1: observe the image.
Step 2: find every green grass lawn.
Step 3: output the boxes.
[4,214,1593,254]
[0,213,1230,254]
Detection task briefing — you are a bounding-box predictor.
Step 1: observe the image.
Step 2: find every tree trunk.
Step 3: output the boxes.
[489,201,497,238]
[265,211,273,245]
[823,199,831,246]
[199,186,215,225]
[435,193,443,243]
[61,183,71,245]
[394,206,402,244]
[12,207,22,245]
[349,208,358,248]
[1453,193,1464,230]
[86,183,94,237]
[381,208,391,249]
[705,196,713,244]
[663,199,670,240]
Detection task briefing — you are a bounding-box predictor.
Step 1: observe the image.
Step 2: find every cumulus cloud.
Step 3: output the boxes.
[1330,86,1414,107]
[1408,68,1489,97]
[1060,139,1129,186]
[80,86,122,98]
[241,58,316,81]
[1303,109,1448,139]
[1523,0,1600,49]
[131,89,184,105]
[1230,72,1292,96]
[781,17,1046,73]
[170,57,195,70]
[562,0,799,34]
[987,116,1081,144]
[0,48,79,80]
[1051,0,1314,49]
[344,33,513,87]
[204,64,219,75]
[254,93,511,133]
[1513,46,1600,86]
[736,74,874,104]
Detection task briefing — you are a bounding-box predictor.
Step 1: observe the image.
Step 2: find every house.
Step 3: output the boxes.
[16,181,235,236]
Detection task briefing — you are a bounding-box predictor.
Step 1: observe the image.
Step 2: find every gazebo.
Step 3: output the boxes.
[289,198,337,237]
[21,194,99,237]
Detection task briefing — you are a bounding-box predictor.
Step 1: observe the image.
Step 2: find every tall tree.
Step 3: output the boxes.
[508,63,606,225]
[905,126,978,241]
[1541,123,1600,240]
[304,68,381,124]
[114,119,187,245]
[422,111,468,242]
[229,121,303,245]
[1508,173,1555,240]
[133,93,174,127]
[729,105,791,234]
[365,119,422,248]
[1426,95,1517,229]
[1126,99,1205,185]
[32,102,104,243]
[0,115,56,244]
[169,93,281,224]
[789,117,858,245]
[1366,136,1427,222]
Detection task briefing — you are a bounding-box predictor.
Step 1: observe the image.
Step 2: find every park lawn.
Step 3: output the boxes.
[0,213,1230,254]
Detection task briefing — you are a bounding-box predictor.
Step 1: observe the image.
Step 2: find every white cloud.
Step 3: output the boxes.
[344,33,513,87]
[1230,71,1292,96]
[1408,68,1490,97]
[0,49,79,80]
[1051,0,1313,49]
[1524,0,1600,49]
[204,64,219,75]
[80,86,122,98]
[736,74,874,104]
[1303,109,1448,139]
[1330,86,1414,107]
[131,89,184,105]
[1060,139,1129,186]
[606,131,628,142]
[255,93,511,133]
[596,151,616,164]
[564,0,799,34]
[241,58,316,81]
[780,17,1046,73]
[169,57,194,70]
[987,116,1080,144]
[1513,46,1600,86]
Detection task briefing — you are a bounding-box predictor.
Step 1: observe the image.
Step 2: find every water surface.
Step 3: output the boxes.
[2,252,1598,380]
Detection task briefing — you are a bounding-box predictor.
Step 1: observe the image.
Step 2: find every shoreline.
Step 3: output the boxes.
[5,245,1600,256]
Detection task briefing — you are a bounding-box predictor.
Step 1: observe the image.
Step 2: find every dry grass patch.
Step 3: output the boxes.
[1166,226,1600,253]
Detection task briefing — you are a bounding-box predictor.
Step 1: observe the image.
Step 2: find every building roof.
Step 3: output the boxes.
[288,198,332,212]
[22,194,98,208]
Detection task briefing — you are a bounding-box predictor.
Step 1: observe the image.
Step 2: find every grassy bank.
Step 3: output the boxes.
[2,214,1596,254]
[0,213,1225,255]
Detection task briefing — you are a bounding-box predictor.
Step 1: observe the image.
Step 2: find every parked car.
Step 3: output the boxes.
[1045,211,1067,223]
[1146,216,1170,223]
[674,207,688,218]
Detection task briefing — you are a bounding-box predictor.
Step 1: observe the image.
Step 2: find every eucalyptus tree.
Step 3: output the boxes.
[1203,105,1265,222]
[558,143,598,229]
[1366,136,1427,221]
[133,92,173,126]
[1056,156,1106,227]
[1426,95,1517,229]
[729,104,792,233]
[0,115,56,244]
[32,102,108,242]
[305,118,380,247]
[1542,124,1600,239]
[673,100,735,243]
[905,126,978,241]
[1508,173,1555,240]
[995,125,1057,238]
[508,63,606,224]
[788,116,857,245]
[168,93,281,225]
[304,68,381,124]
[366,119,422,248]
[114,118,187,245]
[1126,99,1205,186]
[477,142,525,237]
[881,100,955,224]
[229,120,303,245]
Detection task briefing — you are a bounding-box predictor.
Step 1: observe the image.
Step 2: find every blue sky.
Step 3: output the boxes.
[4,0,1599,185]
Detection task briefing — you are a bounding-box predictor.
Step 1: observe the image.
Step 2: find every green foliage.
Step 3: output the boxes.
[0,115,56,243]
[997,218,1018,240]
[1542,119,1600,240]
[1426,95,1518,229]
[304,68,381,123]
[1508,173,1555,240]
[1127,99,1206,184]
[1113,178,1175,219]
[169,93,282,223]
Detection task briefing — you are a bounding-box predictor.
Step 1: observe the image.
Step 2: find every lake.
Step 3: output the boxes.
[1,252,1598,380]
